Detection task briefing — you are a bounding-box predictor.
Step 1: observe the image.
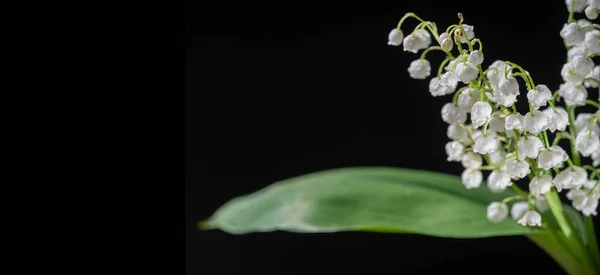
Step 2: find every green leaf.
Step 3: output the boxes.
[528,232,595,275]
[200,167,540,238]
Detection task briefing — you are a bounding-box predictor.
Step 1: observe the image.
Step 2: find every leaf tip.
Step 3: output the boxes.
[197,219,217,231]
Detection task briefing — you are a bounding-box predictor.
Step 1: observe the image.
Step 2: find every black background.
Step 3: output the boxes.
[186,0,598,274]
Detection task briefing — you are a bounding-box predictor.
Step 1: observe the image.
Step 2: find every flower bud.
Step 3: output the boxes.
[585,5,598,20]
[487,202,508,223]
[461,152,483,169]
[439,32,454,52]
[467,50,484,66]
[387,28,404,46]
[488,170,512,190]
[461,168,482,189]
[441,103,467,125]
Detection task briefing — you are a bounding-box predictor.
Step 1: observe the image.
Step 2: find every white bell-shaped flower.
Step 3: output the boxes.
[559,82,588,106]
[402,29,431,53]
[473,135,498,154]
[445,141,464,161]
[576,131,600,157]
[470,101,492,128]
[488,149,505,168]
[506,158,530,179]
[586,5,599,19]
[439,33,453,52]
[486,60,512,88]
[584,66,600,88]
[566,0,587,12]
[461,168,482,189]
[461,152,482,169]
[454,24,475,43]
[568,44,588,62]
[524,110,549,135]
[506,159,530,180]
[537,145,569,170]
[535,196,549,212]
[493,76,519,107]
[572,55,594,76]
[487,202,508,223]
[567,189,598,216]
[441,103,467,125]
[561,64,584,85]
[588,0,600,7]
[560,22,585,46]
[527,84,553,110]
[457,89,478,113]
[467,50,484,66]
[575,113,600,135]
[461,152,483,169]
[488,113,506,133]
[510,202,529,220]
[440,71,460,87]
[429,77,456,97]
[387,28,404,46]
[553,166,588,191]
[530,175,553,197]
[505,113,524,133]
[488,170,512,189]
[447,124,469,142]
[584,30,600,53]
[455,61,479,84]
[543,107,570,132]
[561,62,586,84]
[408,59,431,79]
[584,179,600,199]
[518,135,544,160]
[518,210,542,227]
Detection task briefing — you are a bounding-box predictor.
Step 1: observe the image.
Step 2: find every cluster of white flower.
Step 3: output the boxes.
[388,7,600,227]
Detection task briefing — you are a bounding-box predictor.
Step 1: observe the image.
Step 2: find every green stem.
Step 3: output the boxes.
[567,106,581,166]
[420,46,444,60]
[397,13,425,29]
[456,24,474,52]
[553,132,572,146]
[586,100,600,109]
[437,57,452,79]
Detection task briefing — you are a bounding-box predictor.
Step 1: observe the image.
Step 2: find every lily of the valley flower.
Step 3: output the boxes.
[461,168,482,189]
[487,202,508,223]
[408,59,431,79]
[387,28,404,46]
[518,210,542,226]
[543,107,570,132]
[470,101,492,128]
[527,84,553,110]
[530,175,554,197]
[403,29,432,53]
